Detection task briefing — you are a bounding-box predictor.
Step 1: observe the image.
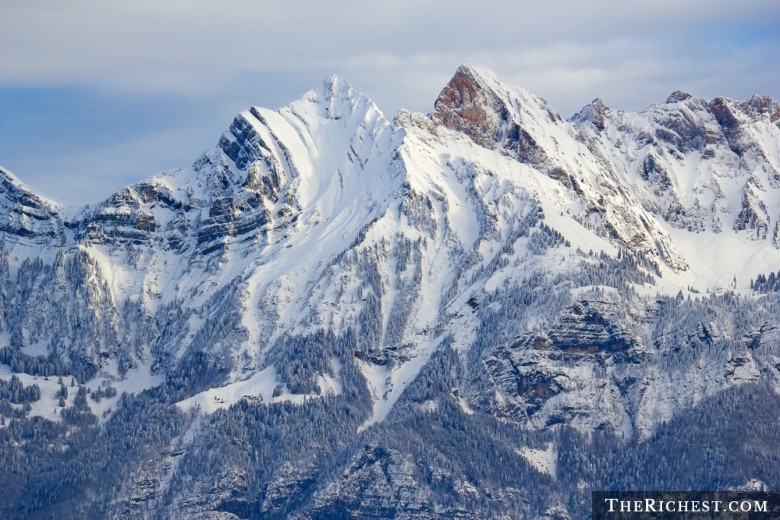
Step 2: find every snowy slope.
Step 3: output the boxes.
[573,89,780,291]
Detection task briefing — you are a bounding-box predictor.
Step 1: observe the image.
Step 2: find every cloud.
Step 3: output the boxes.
[3,1,777,94]
[1,0,778,203]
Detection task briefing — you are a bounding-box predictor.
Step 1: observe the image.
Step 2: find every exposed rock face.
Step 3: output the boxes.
[0,169,64,243]
[666,90,693,104]
[543,300,636,354]
[734,179,770,239]
[571,98,610,131]
[432,65,501,149]
[433,64,563,167]
[313,446,438,518]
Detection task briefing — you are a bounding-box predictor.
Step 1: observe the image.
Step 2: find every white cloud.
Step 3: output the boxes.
[3,1,778,102]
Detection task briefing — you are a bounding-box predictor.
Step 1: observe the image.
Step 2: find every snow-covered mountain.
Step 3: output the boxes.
[1,65,779,518]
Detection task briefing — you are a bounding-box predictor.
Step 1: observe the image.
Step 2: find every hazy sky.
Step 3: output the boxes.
[2,0,779,204]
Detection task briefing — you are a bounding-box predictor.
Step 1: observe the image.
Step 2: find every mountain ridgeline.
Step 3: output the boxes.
[1,65,779,519]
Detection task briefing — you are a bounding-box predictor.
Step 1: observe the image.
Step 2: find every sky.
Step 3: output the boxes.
[1,0,779,205]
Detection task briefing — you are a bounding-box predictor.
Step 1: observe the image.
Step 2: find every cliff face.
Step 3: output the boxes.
[0,168,65,243]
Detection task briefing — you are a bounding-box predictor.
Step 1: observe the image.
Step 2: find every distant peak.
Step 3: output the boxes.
[570,98,611,131]
[708,94,780,126]
[324,73,345,83]
[744,94,780,122]
[454,63,498,82]
[317,74,355,101]
[666,91,693,104]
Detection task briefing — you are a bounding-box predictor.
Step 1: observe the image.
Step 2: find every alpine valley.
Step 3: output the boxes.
[1,65,779,519]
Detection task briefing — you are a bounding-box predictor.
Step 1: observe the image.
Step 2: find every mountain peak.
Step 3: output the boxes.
[431,65,509,147]
[0,165,61,210]
[431,65,564,163]
[570,98,611,130]
[665,90,694,104]
[304,74,386,124]
[435,64,511,111]
[453,63,501,84]
[744,94,780,122]
[318,74,354,101]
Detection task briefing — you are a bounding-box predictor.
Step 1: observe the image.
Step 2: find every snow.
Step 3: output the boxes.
[570,285,619,298]
[0,166,67,210]
[90,364,164,421]
[455,393,475,415]
[355,358,390,429]
[213,80,407,357]
[358,337,443,431]
[650,225,780,294]
[176,366,279,414]
[0,361,164,424]
[0,364,77,423]
[20,339,48,357]
[83,244,132,304]
[417,399,439,413]
[176,361,343,415]
[517,442,557,478]
[317,358,343,395]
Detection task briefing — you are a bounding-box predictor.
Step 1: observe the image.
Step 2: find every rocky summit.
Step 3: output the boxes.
[1,65,779,519]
